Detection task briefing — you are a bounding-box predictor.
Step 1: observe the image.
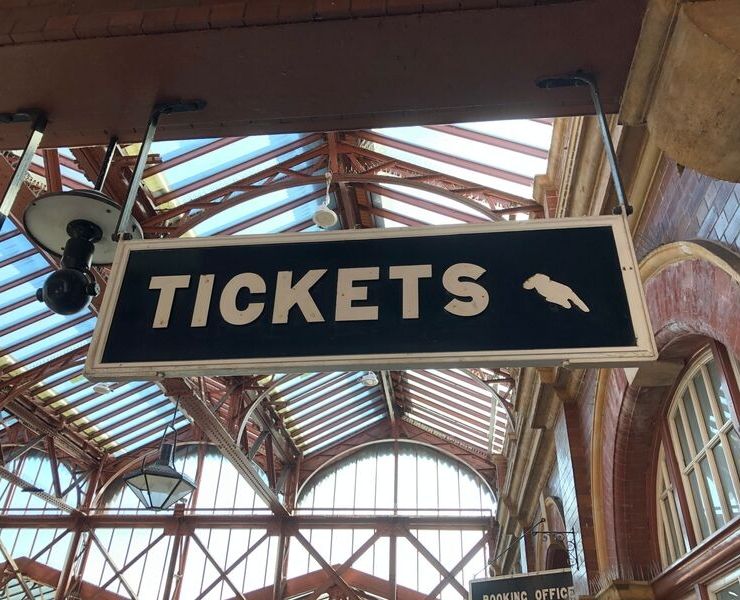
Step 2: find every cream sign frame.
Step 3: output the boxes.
[85,217,656,380]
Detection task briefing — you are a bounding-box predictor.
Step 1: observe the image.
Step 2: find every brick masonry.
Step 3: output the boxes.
[553,391,600,595]
[594,256,740,581]
[634,158,740,260]
[548,156,739,594]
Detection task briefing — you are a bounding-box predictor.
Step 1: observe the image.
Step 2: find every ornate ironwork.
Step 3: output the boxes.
[532,527,580,569]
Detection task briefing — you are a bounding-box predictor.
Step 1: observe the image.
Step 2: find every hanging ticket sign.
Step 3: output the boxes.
[85,216,656,380]
[470,568,576,600]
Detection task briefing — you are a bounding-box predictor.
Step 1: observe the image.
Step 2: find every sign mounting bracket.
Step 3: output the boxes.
[536,71,633,216]
[113,100,206,241]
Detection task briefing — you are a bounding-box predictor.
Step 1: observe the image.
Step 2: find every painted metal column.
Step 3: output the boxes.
[272,527,287,600]
[161,528,183,600]
[55,465,102,600]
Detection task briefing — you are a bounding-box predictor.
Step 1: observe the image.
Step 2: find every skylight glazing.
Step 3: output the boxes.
[1,118,551,468]
[291,442,495,599]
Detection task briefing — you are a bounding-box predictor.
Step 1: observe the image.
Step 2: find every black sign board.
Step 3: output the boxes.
[86,217,655,380]
[470,568,575,600]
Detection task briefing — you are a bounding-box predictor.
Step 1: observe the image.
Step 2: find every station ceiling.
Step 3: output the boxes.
[1,119,552,480]
[0,0,644,149]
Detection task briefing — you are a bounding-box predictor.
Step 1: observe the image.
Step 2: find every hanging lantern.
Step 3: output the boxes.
[124,442,195,511]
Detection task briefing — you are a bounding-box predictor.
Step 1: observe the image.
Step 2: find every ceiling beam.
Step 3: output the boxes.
[0,464,78,512]
[164,378,287,516]
[380,371,399,425]
[327,132,359,229]
[0,1,641,148]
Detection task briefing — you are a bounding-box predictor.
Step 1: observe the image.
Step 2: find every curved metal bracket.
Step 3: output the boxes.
[536,71,633,216]
[532,527,580,569]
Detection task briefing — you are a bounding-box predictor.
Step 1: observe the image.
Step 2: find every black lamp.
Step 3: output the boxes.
[34,218,102,315]
[124,416,195,511]
[24,186,143,316]
[25,101,206,317]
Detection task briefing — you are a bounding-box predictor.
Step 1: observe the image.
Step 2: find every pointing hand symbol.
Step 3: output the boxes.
[522,273,590,313]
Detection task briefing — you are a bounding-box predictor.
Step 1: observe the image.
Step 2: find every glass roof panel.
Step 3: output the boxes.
[145,134,319,206]
[0,254,49,287]
[307,412,386,455]
[116,419,190,456]
[150,137,221,161]
[1,118,550,462]
[372,194,461,226]
[9,319,94,362]
[365,136,534,199]
[378,126,546,180]
[458,119,553,149]
[193,184,322,237]
[299,403,386,451]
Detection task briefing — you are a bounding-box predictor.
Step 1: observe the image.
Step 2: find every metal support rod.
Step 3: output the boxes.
[0,537,35,600]
[99,532,167,589]
[54,528,84,600]
[0,111,47,228]
[46,437,63,498]
[161,533,181,600]
[424,532,490,599]
[381,370,397,424]
[272,529,286,600]
[531,527,580,569]
[247,429,270,459]
[490,518,544,568]
[2,433,45,464]
[536,72,633,215]
[404,528,468,597]
[576,74,631,215]
[113,111,160,240]
[389,533,397,600]
[56,464,102,599]
[113,101,205,240]
[293,531,362,600]
[89,531,141,600]
[306,530,382,600]
[193,533,269,600]
[190,533,246,600]
[95,136,119,192]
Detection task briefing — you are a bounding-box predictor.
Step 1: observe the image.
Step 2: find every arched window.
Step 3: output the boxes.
[656,347,740,568]
[0,451,83,597]
[84,444,277,599]
[289,441,496,598]
[656,445,688,566]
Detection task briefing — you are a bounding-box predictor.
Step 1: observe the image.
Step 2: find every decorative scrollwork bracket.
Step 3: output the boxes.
[531,527,580,569]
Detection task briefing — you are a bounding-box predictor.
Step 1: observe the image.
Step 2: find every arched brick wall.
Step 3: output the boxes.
[593,242,740,575]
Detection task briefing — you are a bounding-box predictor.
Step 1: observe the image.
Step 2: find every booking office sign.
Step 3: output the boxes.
[470,568,575,600]
[85,216,656,380]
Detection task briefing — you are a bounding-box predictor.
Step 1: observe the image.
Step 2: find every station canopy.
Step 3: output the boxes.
[0,120,552,474]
